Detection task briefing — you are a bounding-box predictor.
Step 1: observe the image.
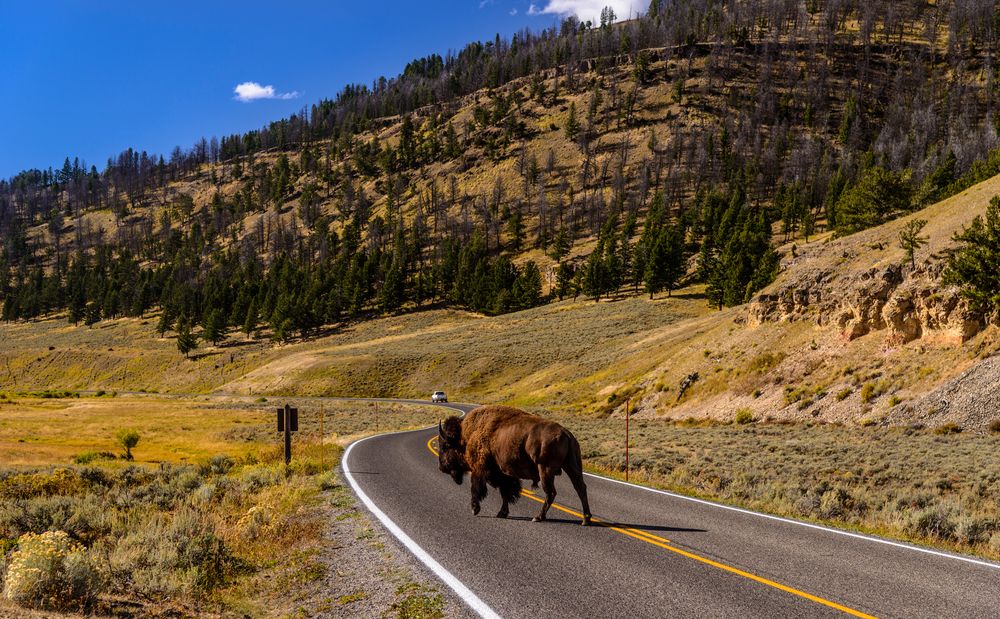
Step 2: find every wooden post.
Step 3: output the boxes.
[625,398,630,482]
[283,404,292,466]
[375,401,379,433]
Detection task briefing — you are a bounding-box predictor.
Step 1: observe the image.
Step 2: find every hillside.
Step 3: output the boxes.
[3,1,1000,339]
[0,2,999,431]
[2,170,1000,432]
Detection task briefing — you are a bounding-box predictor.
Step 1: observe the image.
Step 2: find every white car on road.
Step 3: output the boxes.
[431,391,448,403]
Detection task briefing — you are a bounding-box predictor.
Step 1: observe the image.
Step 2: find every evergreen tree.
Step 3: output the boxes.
[514,261,543,309]
[564,102,580,142]
[84,301,101,327]
[581,243,607,300]
[555,262,575,300]
[898,219,929,269]
[944,196,1000,313]
[399,115,417,167]
[156,305,175,337]
[202,309,226,346]
[243,300,258,339]
[836,167,912,235]
[176,316,198,358]
[380,260,404,312]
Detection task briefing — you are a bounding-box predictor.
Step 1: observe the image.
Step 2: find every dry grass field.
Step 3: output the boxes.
[548,413,1000,560]
[0,394,443,467]
[0,396,455,618]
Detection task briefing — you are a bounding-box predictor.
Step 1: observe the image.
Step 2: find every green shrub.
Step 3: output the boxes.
[1,530,101,611]
[115,429,140,461]
[72,451,117,465]
[888,395,902,407]
[909,508,957,541]
[860,382,876,403]
[783,386,803,405]
[200,455,235,476]
[734,409,755,425]
[836,388,852,401]
[0,469,82,500]
[934,423,962,435]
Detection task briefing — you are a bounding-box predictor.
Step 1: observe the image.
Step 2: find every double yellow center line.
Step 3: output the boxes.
[427,435,876,618]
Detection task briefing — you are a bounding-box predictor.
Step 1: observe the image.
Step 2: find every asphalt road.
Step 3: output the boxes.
[343,400,1000,619]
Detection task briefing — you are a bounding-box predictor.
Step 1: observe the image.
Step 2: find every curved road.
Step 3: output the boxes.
[344,401,998,619]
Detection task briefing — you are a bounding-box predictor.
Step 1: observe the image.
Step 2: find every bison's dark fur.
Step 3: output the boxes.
[437,405,592,525]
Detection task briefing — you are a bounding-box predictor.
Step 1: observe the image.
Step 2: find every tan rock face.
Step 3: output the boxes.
[748,261,982,346]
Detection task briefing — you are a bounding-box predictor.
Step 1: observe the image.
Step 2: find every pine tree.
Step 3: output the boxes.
[582,244,607,300]
[444,123,461,159]
[944,197,1000,313]
[243,300,258,339]
[644,231,669,298]
[555,262,575,300]
[564,102,580,142]
[898,219,929,269]
[514,261,543,309]
[202,309,226,346]
[380,260,404,312]
[156,305,175,337]
[84,301,101,327]
[836,167,912,235]
[176,316,198,358]
[399,115,417,167]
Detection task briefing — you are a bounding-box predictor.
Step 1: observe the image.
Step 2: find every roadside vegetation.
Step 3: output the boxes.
[0,396,449,617]
[556,414,1000,560]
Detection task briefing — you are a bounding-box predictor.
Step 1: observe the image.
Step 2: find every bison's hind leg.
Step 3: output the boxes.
[532,466,559,523]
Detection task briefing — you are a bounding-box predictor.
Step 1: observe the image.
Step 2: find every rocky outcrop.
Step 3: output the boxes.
[748,261,982,346]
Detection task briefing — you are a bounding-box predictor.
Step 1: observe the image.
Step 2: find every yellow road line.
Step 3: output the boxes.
[426,435,875,618]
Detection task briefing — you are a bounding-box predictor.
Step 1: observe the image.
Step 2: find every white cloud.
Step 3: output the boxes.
[528,0,641,22]
[233,81,300,102]
[510,7,518,14]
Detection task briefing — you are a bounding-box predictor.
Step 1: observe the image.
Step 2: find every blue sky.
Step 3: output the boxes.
[0,0,640,178]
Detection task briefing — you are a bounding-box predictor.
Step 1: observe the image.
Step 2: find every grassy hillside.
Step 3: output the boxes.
[5,2,1000,343]
[3,170,1000,432]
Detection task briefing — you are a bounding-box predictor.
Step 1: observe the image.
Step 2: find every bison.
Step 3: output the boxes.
[437,405,592,525]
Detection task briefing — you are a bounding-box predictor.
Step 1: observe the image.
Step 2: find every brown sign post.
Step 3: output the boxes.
[277,404,299,465]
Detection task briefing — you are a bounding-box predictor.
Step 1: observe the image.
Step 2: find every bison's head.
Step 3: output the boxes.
[438,417,467,485]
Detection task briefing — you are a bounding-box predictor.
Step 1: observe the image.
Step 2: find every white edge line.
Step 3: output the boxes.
[584,471,1000,570]
[342,410,501,619]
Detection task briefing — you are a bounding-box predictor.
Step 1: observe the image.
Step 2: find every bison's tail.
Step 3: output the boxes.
[564,430,584,476]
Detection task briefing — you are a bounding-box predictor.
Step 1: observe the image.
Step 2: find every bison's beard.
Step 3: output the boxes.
[440,450,467,485]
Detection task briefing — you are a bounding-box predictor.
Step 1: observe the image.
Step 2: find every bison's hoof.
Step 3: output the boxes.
[496,510,508,519]
[472,504,481,516]
[532,516,544,523]
[581,517,591,526]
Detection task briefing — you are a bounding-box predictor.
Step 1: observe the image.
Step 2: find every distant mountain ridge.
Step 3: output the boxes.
[2,1,999,341]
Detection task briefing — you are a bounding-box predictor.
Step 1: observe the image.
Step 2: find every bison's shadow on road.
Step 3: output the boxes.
[498,515,707,533]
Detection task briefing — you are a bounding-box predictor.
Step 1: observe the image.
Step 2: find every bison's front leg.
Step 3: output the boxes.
[470,474,487,516]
